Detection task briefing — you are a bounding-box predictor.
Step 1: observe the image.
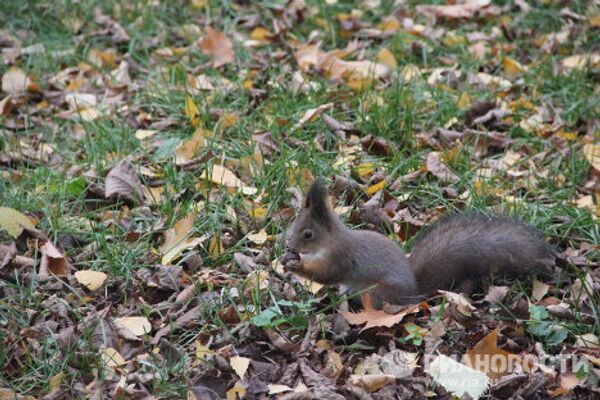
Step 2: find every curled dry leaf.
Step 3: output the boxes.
[199,27,235,68]
[0,207,36,238]
[291,103,334,131]
[105,157,145,204]
[439,290,476,316]
[425,152,459,183]
[39,241,71,277]
[74,270,108,291]
[114,316,152,337]
[159,212,206,265]
[201,164,257,195]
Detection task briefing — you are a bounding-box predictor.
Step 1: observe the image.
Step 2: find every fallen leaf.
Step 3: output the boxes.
[105,157,145,204]
[439,290,476,316]
[340,294,420,331]
[201,164,257,195]
[185,95,201,128]
[199,27,235,67]
[0,207,36,238]
[502,57,528,75]
[561,52,600,71]
[416,1,491,19]
[583,143,600,172]
[159,212,206,265]
[348,374,396,392]
[247,228,268,245]
[427,354,489,399]
[230,355,250,379]
[175,128,210,165]
[291,103,334,131]
[425,152,459,183]
[464,329,520,380]
[39,241,71,276]
[376,48,397,69]
[532,279,550,302]
[74,270,108,291]
[101,347,127,367]
[65,93,97,110]
[2,67,35,94]
[549,373,585,397]
[114,316,152,337]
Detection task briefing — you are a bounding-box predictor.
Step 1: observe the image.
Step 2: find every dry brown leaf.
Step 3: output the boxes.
[101,347,127,367]
[39,241,71,277]
[247,228,268,245]
[425,152,459,183]
[583,143,600,172]
[549,373,585,397]
[1,67,36,94]
[175,128,210,165]
[439,290,476,316]
[0,207,36,238]
[201,164,257,195]
[105,157,145,204]
[199,27,234,68]
[464,329,520,380]
[561,53,600,71]
[292,103,334,131]
[159,212,206,265]
[114,316,152,337]
[74,270,108,291]
[230,355,250,379]
[348,374,396,392]
[416,0,491,19]
[340,294,420,331]
[531,279,550,302]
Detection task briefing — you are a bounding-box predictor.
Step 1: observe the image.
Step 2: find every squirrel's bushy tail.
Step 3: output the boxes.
[409,213,555,295]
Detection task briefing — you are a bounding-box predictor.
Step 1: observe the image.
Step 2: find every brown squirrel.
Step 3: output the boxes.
[281,179,555,309]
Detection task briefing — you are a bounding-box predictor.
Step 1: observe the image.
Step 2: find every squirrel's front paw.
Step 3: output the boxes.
[280,250,302,272]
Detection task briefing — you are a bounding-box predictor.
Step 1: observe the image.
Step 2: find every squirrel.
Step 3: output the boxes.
[280,179,555,309]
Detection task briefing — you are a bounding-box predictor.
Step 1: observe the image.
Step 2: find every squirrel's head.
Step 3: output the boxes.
[286,179,337,254]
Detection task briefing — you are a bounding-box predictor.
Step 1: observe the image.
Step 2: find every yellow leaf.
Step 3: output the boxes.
[195,340,215,361]
[216,112,238,134]
[230,356,250,379]
[250,27,272,42]
[226,385,247,400]
[185,95,201,128]
[0,207,36,238]
[376,16,400,33]
[589,14,600,27]
[583,143,600,171]
[354,162,376,178]
[113,316,151,337]
[503,56,527,75]
[457,91,472,109]
[365,179,386,195]
[48,372,64,391]
[555,130,578,141]
[74,270,108,291]
[209,234,224,258]
[377,48,397,69]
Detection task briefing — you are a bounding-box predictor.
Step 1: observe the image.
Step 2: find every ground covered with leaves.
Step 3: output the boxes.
[1,0,599,399]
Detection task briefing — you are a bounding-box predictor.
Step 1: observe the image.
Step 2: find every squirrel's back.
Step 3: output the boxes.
[410,213,555,296]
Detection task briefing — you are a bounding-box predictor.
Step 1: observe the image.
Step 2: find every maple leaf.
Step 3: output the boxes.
[340,293,420,331]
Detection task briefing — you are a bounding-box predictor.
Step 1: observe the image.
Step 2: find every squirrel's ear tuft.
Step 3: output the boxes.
[305,179,331,224]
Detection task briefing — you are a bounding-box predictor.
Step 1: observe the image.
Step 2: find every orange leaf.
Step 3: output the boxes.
[464,329,521,380]
[200,27,234,68]
[340,293,420,331]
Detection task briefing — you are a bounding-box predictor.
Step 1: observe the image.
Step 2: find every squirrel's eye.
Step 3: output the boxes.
[303,229,313,239]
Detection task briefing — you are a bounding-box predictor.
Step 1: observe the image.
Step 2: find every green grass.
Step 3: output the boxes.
[1,0,599,398]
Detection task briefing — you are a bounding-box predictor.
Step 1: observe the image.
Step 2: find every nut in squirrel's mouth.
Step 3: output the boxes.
[280,249,301,271]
